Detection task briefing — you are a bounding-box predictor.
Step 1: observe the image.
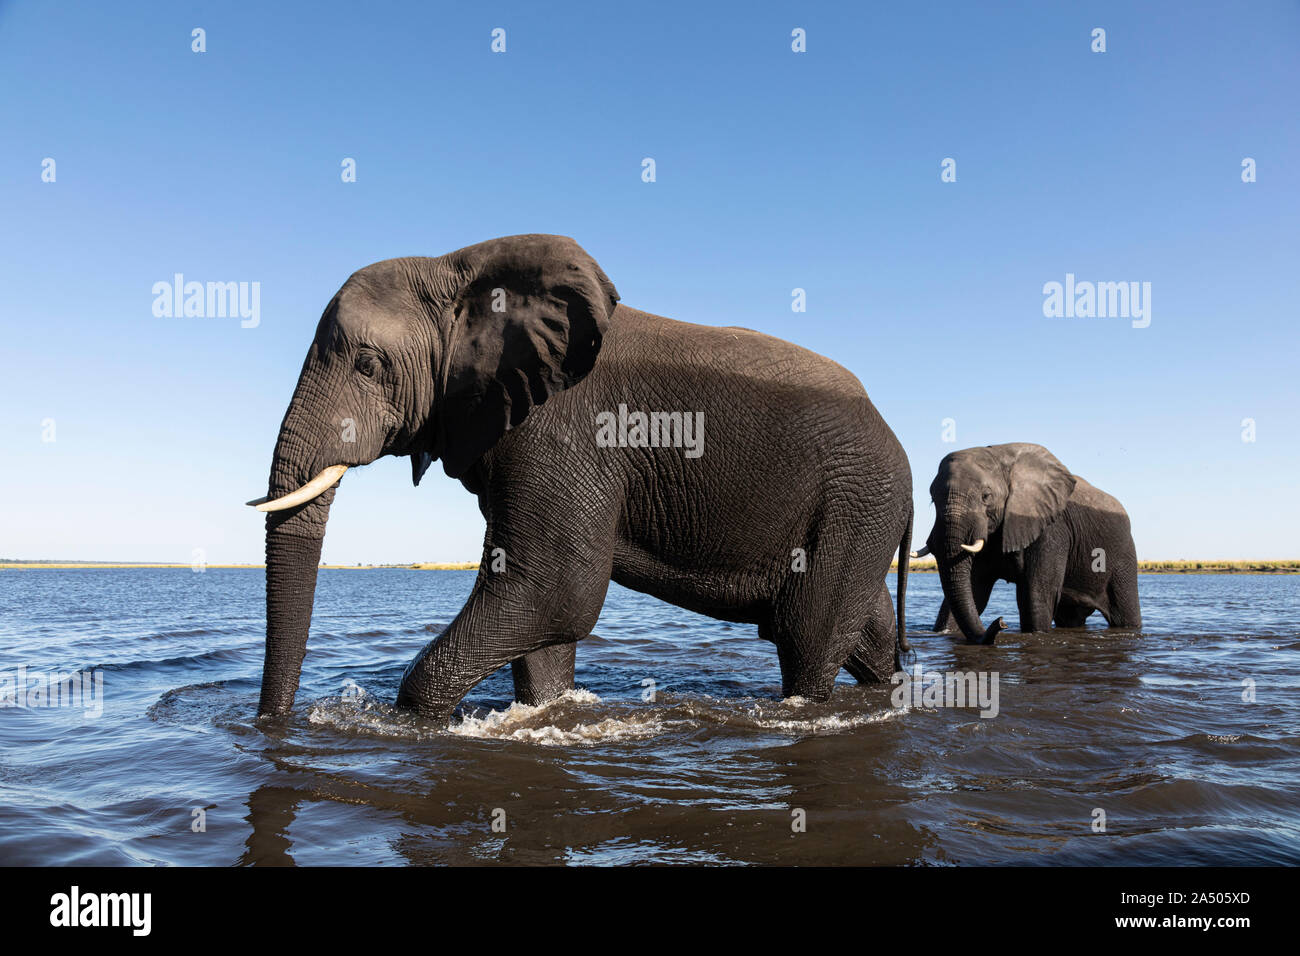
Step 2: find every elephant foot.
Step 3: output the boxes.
[393,687,455,725]
[394,656,463,724]
[967,617,1006,646]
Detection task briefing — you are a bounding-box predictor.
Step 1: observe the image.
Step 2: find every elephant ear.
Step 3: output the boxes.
[435,235,619,479]
[1002,444,1077,552]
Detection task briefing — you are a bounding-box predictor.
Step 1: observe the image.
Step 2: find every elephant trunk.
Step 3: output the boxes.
[256,389,341,718]
[259,524,327,716]
[938,556,986,644]
[930,506,1003,645]
[937,551,1006,646]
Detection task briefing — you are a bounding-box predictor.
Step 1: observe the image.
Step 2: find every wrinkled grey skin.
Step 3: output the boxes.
[257,235,913,721]
[924,443,1142,642]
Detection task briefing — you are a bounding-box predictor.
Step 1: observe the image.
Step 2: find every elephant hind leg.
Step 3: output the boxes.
[768,608,864,703]
[775,639,841,701]
[511,643,577,706]
[843,585,896,684]
[1105,577,1143,629]
[769,525,894,700]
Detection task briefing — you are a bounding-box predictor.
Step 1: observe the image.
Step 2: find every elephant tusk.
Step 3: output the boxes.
[247,465,348,512]
[960,539,985,554]
[910,545,931,559]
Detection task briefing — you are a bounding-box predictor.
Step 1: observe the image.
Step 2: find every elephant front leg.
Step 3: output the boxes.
[395,618,514,720]
[933,598,956,634]
[1015,585,1057,633]
[397,611,592,720]
[1018,543,1067,633]
[397,556,610,719]
[511,643,577,706]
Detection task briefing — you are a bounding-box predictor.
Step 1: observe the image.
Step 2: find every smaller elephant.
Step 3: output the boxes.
[915,443,1141,643]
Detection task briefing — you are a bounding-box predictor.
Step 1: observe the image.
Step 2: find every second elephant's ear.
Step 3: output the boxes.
[1002,444,1077,552]
[435,235,619,478]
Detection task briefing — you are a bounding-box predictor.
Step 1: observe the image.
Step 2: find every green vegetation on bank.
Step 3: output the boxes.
[1133,559,1300,574]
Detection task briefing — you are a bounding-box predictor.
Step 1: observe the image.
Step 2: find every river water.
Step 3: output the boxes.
[0,569,1295,865]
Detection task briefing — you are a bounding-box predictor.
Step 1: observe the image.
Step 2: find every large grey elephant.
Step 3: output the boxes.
[915,443,1141,643]
[247,235,914,720]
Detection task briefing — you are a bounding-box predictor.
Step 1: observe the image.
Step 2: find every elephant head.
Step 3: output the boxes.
[920,443,1076,643]
[246,235,619,717]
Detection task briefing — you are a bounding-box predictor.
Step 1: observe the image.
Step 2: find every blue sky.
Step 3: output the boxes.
[1,0,1297,563]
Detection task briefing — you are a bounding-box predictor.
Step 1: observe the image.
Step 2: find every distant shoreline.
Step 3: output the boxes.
[1,560,1297,575]
[0,561,480,571]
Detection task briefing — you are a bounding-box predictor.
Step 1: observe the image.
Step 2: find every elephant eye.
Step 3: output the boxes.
[355,353,381,378]
[982,490,993,502]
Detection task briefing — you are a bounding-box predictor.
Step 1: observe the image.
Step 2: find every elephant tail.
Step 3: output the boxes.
[894,503,913,671]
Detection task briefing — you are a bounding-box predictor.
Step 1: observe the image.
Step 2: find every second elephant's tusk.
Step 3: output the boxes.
[960,539,985,554]
[910,545,931,558]
[247,465,349,512]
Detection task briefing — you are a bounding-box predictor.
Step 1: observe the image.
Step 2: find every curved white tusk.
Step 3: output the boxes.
[246,465,348,512]
[910,545,931,559]
[960,538,985,554]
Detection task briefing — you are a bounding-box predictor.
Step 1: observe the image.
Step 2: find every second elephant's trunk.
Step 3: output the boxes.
[937,554,1005,645]
[939,556,986,643]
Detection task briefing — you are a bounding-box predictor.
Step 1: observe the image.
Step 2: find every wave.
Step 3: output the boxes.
[447,690,671,745]
[303,685,900,747]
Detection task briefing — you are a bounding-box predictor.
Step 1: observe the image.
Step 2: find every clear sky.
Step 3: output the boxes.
[1,1,1297,563]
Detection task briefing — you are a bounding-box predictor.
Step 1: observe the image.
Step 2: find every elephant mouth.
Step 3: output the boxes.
[914,538,985,561]
[246,464,349,512]
[245,416,429,513]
